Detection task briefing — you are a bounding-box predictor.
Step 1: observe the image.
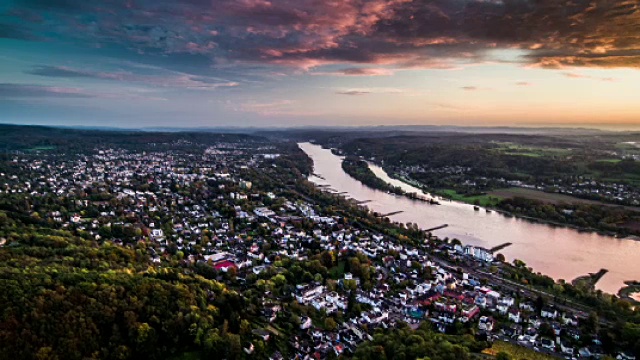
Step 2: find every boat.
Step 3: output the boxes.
[485,209,492,213]
[473,206,480,211]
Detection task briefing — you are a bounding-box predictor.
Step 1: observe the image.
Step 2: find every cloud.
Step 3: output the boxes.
[315,67,394,76]
[562,72,587,79]
[562,72,619,82]
[3,0,640,71]
[235,100,322,116]
[461,86,478,91]
[335,87,406,95]
[26,65,239,90]
[515,82,532,86]
[0,83,94,98]
[0,82,168,101]
[336,90,371,96]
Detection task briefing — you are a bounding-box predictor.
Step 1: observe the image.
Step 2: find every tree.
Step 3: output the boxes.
[324,317,338,331]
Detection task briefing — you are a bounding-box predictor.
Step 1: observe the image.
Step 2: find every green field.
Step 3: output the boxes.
[439,189,502,207]
[488,187,600,205]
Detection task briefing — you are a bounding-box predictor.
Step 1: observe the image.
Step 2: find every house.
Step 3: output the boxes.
[300,316,312,330]
[460,305,480,322]
[214,260,237,272]
[541,307,558,319]
[254,207,276,218]
[508,308,521,323]
[478,316,494,332]
[519,301,535,312]
[560,342,574,356]
[496,301,509,315]
[252,329,270,341]
[562,313,579,326]
[540,338,555,351]
[618,353,637,360]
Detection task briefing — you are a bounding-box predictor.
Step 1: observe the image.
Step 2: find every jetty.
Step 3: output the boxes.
[356,200,372,204]
[425,224,448,232]
[490,242,513,253]
[312,173,326,180]
[376,211,404,218]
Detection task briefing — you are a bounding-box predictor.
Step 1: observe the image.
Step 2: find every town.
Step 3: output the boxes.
[1,133,637,360]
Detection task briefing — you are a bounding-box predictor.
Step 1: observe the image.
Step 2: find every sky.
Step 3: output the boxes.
[1,0,640,129]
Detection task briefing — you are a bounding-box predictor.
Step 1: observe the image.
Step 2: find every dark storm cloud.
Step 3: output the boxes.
[3,0,640,70]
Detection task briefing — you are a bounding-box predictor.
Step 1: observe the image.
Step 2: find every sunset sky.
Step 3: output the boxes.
[1,0,640,128]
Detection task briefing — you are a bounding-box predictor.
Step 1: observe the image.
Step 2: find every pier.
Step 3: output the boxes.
[356,200,372,204]
[425,224,448,232]
[376,211,404,217]
[490,242,513,253]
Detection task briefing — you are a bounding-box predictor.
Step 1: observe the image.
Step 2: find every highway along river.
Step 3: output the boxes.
[299,142,640,294]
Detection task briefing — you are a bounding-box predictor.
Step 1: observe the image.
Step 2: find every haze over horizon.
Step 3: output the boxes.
[1,0,640,128]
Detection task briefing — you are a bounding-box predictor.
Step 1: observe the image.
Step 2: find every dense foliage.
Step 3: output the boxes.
[352,323,488,360]
[0,228,248,360]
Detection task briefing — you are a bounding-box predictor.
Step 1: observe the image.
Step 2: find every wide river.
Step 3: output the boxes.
[299,142,640,294]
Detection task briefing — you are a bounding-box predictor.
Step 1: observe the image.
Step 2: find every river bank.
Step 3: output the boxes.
[300,142,640,294]
[378,166,632,240]
[618,281,640,304]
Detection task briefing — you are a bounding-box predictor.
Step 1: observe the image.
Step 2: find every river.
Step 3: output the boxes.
[299,142,640,294]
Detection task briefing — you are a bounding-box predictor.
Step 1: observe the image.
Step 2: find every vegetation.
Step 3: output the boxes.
[438,189,502,207]
[483,341,555,360]
[497,197,640,236]
[342,157,405,195]
[352,323,488,360]
[3,125,640,359]
[0,228,249,360]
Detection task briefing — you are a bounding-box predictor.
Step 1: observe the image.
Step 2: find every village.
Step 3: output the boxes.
[0,141,633,360]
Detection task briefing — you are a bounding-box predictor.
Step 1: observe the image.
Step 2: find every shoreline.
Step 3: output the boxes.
[384,169,635,241]
[303,143,640,295]
[618,281,640,303]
